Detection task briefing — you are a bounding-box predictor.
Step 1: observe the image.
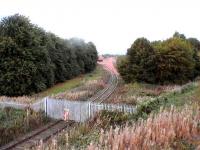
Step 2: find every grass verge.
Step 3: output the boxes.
[33,65,105,98]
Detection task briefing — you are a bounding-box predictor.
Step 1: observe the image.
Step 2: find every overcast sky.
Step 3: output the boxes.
[0,0,200,54]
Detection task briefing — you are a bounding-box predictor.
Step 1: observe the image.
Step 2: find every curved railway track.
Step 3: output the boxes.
[0,120,75,150]
[0,59,119,150]
[89,65,119,103]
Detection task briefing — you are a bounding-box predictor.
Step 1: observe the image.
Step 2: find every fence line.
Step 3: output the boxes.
[88,102,136,118]
[0,99,46,111]
[0,101,28,109]
[0,97,136,122]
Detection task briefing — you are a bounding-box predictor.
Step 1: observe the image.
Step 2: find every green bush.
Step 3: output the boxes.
[98,110,129,127]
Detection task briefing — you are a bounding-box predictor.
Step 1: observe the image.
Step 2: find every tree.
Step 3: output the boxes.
[117,57,134,83]
[0,15,53,95]
[173,32,186,39]
[0,14,98,96]
[126,38,156,83]
[118,35,200,85]
[188,38,200,77]
[154,37,195,84]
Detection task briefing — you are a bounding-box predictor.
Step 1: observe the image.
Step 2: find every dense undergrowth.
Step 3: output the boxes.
[106,76,197,105]
[88,105,200,150]
[0,107,50,146]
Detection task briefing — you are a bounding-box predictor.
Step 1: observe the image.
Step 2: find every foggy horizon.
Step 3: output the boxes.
[1,0,200,55]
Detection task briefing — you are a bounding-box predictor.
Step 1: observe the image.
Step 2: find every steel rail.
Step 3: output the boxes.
[89,65,118,103]
[0,120,74,150]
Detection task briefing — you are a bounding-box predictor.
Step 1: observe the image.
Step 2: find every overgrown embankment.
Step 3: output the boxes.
[0,108,50,146]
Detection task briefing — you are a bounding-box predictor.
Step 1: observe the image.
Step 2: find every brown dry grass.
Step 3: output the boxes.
[52,79,106,101]
[34,104,200,150]
[0,96,36,104]
[106,80,197,105]
[87,105,200,150]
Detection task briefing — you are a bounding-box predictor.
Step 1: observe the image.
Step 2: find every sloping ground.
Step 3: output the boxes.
[87,105,200,149]
[0,65,106,104]
[36,65,107,98]
[106,78,198,105]
[50,69,109,101]
[33,104,200,150]
[33,81,200,149]
[0,108,51,147]
[0,120,75,150]
[50,57,118,102]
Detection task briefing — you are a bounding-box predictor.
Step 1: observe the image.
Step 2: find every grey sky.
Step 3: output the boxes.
[0,0,200,54]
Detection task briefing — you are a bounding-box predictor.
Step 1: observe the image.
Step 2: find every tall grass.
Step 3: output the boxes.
[87,105,200,149]
[0,107,50,146]
[106,81,198,105]
[34,82,199,149]
[0,96,35,104]
[34,104,199,150]
[52,79,106,101]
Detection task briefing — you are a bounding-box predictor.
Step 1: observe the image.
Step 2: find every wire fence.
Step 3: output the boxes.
[0,97,136,122]
[88,102,136,118]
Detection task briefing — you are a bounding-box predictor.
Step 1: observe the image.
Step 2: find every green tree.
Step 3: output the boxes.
[188,38,200,51]
[0,15,53,95]
[118,35,200,85]
[173,32,186,39]
[0,14,98,96]
[154,37,195,84]
[188,38,200,77]
[126,38,156,83]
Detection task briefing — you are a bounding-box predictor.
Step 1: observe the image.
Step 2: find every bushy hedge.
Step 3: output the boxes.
[118,33,200,84]
[0,14,98,96]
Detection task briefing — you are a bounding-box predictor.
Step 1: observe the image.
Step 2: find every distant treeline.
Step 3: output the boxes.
[118,32,200,84]
[0,14,98,96]
[102,54,119,58]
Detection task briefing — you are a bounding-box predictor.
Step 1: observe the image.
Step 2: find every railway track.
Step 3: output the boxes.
[0,59,118,150]
[89,65,118,103]
[0,120,74,150]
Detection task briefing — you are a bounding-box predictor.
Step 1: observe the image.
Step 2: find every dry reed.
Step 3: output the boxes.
[53,79,106,101]
[87,105,200,149]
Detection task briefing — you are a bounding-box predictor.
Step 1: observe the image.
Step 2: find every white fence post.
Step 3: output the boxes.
[45,97,48,116]
[88,102,91,118]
